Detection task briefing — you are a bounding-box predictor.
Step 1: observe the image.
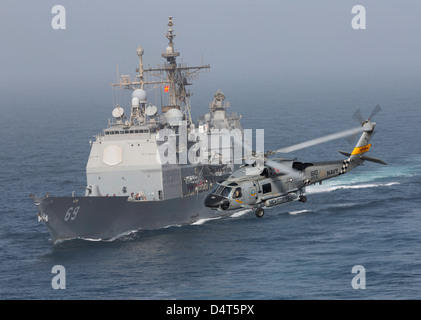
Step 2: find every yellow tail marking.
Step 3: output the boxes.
[351,144,372,155]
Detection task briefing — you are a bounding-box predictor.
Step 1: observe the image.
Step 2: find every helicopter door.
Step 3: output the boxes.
[247,182,259,204]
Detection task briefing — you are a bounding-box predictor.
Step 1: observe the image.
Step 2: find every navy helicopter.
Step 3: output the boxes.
[204,106,386,217]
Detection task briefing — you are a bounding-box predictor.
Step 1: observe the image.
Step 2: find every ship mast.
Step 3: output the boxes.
[136,46,144,90]
[111,16,210,126]
[161,16,180,108]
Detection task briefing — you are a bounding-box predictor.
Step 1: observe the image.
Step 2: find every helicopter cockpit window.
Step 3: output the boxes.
[211,184,225,195]
[221,187,232,198]
[232,187,242,199]
[210,184,218,193]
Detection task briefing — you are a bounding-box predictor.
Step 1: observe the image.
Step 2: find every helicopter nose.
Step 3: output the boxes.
[204,194,226,209]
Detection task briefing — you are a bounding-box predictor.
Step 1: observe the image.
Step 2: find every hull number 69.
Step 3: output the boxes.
[64,206,80,221]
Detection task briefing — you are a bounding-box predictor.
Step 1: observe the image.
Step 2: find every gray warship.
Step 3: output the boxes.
[31,17,244,244]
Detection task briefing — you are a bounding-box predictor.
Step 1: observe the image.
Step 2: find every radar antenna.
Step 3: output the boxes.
[111,16,210,126]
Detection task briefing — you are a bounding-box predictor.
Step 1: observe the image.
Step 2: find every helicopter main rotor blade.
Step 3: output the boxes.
[274,126,363,154]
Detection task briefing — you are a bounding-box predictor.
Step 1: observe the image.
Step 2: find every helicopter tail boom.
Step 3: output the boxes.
[345,120,386,168]
[301,160,347,185]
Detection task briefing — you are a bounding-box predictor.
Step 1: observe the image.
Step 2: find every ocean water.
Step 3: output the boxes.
[1,79,421,300]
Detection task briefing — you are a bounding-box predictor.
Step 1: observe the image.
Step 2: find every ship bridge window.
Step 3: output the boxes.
[131,129,150,134]
[104,129,153,135]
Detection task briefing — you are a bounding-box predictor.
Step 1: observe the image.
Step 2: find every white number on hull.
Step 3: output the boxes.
[64,206,80,221]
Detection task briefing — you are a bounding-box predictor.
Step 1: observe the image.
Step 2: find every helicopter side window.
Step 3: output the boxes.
[233,187,242,199]
[262,183,272,194]
[293,162,314,171]
[221,187,232,198]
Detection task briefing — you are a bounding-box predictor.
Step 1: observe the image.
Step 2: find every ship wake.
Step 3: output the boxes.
[306,181,400,195]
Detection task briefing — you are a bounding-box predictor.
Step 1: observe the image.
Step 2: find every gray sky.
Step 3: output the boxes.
[1,0,421,106]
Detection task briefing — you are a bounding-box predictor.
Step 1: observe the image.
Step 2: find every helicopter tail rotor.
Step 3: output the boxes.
[368,104,382,121]
[348,105,382,144]
[353,108,364,124]
[353,104,381,125]
[342,105,386,166]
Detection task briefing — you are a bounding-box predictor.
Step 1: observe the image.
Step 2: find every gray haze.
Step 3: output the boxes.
[1,0,421,107]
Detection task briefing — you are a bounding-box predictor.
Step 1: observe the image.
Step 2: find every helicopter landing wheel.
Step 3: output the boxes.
[220,202,229,210]
[299,195,307,203]
[255,207,264,218]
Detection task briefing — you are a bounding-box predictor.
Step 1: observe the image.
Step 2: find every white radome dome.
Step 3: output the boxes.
[165,108,184,126]
[131,97,140,106]
[136,46,144,56]
[132,89,147,102]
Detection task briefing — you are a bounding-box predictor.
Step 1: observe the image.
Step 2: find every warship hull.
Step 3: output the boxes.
[32,17,246,244]
[34,191,233,245]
